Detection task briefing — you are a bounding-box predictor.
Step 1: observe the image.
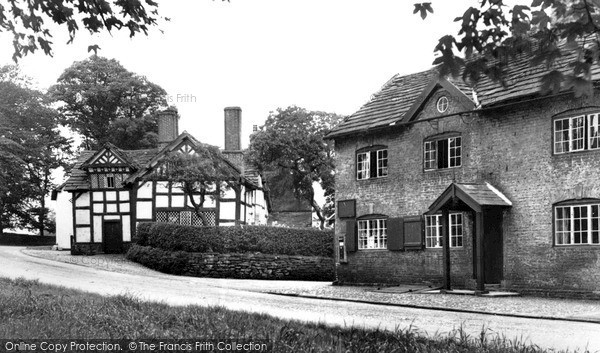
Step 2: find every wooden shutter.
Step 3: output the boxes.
[345,220,357,252]
[403,215,424,250]
[387,217,404,251]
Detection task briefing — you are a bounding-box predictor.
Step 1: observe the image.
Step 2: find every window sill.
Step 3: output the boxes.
[356,176,389,182]
[424,166,462,173]
[553,149,600,157]
[553,244,600,248]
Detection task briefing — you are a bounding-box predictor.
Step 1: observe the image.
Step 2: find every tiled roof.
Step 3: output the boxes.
[63,151,95,191]
[329,44,600,139]
[329,69,473,138]
[428,182,512,214]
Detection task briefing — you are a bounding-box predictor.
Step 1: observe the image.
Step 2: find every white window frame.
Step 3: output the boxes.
[437,96,449,113]
[357,218,387,250]
[424,136,462,171]
[425,213,463,248]
[554,114,596,154]
[589,113,600,150]
[356,148,388,180]
[554,203,600,246]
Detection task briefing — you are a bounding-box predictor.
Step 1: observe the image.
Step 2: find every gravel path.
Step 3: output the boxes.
[23,247,600,322]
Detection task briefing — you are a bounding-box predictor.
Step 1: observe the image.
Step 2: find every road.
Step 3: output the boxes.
[0,246,598,352]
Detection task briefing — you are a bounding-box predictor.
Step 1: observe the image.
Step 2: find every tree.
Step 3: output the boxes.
[0,68,71,235]
[0,0,166,61]
[247,106,344,229]
[150,145,238,225]
[49,55,167,150]
[414,0,600,97]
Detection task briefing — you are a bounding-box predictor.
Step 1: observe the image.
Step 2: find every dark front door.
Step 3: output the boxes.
[103,220,123,254]
[483,208,503,284]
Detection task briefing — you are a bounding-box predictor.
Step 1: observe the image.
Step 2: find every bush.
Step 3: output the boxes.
[135,223,333,257]
[126,244,188,275]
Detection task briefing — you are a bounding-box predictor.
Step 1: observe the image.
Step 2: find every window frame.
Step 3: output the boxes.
[553,200,600,246]
[437,96,449,113]
[357,215,388,250]
[553,112,600,155]
[356,146,388,180]
[423,133,462,171]
[106,175,115,188]
[424,212,464,248]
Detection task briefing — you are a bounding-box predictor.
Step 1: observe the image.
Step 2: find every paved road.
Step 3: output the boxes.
[1,246,598,352]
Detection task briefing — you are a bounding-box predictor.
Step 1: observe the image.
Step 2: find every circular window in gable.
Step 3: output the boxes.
[437,96,449,113]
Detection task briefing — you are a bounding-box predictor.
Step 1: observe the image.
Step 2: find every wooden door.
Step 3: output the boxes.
[103,220,123,254]
[483,208,503,284]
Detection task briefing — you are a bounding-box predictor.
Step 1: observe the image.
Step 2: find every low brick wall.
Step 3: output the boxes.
[127,244,334,281]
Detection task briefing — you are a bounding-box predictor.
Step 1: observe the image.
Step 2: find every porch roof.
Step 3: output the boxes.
[428,182,512,214]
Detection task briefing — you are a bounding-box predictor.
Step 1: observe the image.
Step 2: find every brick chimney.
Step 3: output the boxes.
[158,107,179,149]
[223,107,244,171]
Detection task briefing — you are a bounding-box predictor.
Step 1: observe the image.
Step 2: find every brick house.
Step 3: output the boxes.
[54,107,269,254]
[328,59,600,297]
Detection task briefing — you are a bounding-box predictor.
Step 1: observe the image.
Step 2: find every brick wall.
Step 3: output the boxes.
[334,90,600,295]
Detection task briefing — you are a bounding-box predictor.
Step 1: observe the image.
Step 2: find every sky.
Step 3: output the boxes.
[0,0,516,151]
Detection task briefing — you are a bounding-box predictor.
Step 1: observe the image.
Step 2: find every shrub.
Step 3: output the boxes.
[134,223,333,257]
[126,244,188,275]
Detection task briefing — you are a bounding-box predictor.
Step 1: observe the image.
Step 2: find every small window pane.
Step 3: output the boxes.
[589,114,600,150]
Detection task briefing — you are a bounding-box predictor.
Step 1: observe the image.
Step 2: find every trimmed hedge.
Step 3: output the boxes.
[133,222,333,258]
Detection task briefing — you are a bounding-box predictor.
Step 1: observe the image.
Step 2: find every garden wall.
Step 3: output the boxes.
[127,244,334,281]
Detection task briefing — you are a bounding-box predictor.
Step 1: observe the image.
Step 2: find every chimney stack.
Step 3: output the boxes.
[158,107,179,149]
[223,107,244,171]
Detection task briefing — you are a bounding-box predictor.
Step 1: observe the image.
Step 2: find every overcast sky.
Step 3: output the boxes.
[0,0,522,149]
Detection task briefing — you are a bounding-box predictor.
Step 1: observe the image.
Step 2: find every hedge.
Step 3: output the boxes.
[133,222,334,258]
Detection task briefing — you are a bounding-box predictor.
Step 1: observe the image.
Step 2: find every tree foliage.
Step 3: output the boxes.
[150,145,238,225]
[415,0,600,97]
[0,66,71,234]
[49,55,167,150]
[247,106,344,229]
[0,0,166,61]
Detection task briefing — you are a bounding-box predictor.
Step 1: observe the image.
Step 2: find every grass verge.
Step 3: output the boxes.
[0,277,587,352]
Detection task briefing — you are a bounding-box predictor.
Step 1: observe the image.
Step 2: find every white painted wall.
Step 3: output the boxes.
[55,191,73,249]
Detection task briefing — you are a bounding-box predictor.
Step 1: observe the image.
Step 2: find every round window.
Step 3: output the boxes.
[437,96,449,113]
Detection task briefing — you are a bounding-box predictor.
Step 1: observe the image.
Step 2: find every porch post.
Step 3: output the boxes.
[475,210,485,292]
[442,208,451,290]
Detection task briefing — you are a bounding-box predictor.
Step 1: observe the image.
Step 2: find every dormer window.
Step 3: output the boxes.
[356,146,388,180]
[424,134,462,171]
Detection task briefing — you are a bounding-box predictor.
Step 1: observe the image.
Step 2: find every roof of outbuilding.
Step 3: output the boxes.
[328,44,600,139]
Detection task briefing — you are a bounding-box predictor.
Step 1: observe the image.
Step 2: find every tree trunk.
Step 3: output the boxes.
[185,185,208,226]
[311,198,325,230]
[39,196,46,236]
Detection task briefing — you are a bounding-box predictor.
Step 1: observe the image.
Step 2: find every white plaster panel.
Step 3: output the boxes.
[156,181,169,193]
[137,201,153,219]
[76,227,91,242]
[156,195,169,207]
[120,202,130,213]
[219,201,236,220]
[55,192,73,249]
[75,192,90,207]
[119,191,129,201]
[223,188,236,199]
[93,203,104,214]
[172,195,185,208]
[93,216,103,243]
[76,209,90,225]
[122,216,131,242]
[105,215,120,220]
[106,203,118,213]
[92,192,103,201]
[106,191,117,201]
[137,182,152,198]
